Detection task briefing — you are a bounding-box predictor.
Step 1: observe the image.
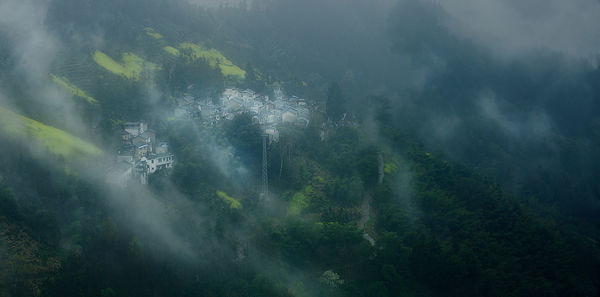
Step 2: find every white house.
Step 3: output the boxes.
[265,127,279,142]
[282,110,298,123]
[140,153,175,174]
[123,121,147,137]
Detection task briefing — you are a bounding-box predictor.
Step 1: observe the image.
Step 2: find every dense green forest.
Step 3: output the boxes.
[0,0,599,296]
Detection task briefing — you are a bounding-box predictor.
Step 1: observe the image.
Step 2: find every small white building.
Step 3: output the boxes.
[266,113,279,124]
[140,153,174,174]
[123,121,147,137]
[282,110,298,123]
[265,127,279,142]
[226,98,243,112]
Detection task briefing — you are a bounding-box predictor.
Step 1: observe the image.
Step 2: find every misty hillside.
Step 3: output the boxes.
[0,0,599,296]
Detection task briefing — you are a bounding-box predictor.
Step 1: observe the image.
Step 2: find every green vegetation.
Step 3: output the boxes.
[217,190,242,209]
[383,158,398,174]
[0,106,102,158]
[144,27,163,39]
[163,46,180,56]
[50,74,99,105]
[288,192,309,216]
[92,50,158,80]
[178,42,246,79]
[92,51,128,77]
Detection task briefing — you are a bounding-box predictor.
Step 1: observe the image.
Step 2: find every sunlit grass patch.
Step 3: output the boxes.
[178,42,212,63]
[0,106,103,158]
[219,63,246,78]
[144,27,163,39]
[177,42,246,80]
[384,162,398,174]
[288,192,309,216]
[304,185,313,194]
[122,52,146,77]
[93,50,158,80]
[163,46,180,57]
[217,190,242,209]
[93,51,128,77]
[49,74,98,105]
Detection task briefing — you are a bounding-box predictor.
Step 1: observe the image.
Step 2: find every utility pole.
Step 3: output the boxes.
[261,133,268,200]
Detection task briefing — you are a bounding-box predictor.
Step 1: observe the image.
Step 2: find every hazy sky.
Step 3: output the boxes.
[185,0,238,7]
[183,0,600,59]
[437,0,600,58]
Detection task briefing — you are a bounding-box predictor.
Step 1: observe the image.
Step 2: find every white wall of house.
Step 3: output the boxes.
[144,154,174,174]
[124,122,147,137]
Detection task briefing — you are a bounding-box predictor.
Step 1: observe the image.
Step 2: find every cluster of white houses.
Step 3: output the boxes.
[175,87,312,142]
[110,86,315,185]
[115,121,174,185]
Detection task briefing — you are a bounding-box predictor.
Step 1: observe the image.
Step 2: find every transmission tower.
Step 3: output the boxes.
[261,134,268,200]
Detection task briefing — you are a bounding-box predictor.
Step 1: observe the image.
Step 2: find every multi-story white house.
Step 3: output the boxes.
[116,122,174,185]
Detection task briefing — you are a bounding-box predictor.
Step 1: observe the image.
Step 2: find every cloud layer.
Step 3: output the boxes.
[438,0,600,58]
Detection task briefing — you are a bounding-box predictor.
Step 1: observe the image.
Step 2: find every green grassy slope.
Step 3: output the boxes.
[50,74,99,105]
[176,42,246,80]
[93,51,159,80]
[0,106,102,158]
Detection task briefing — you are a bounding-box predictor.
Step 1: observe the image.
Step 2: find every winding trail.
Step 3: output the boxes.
[359,152,384,246]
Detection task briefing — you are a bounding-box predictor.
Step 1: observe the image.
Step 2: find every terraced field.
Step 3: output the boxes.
[93,51,159,80]
[135,27,246,80]
[50,56,100,92]
[163,46,180,57]
[144,27,163,39]
[0,106,102,158]
[176,42,246,80]
[50,74,98,105]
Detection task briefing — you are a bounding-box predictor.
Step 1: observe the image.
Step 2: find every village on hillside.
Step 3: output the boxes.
[110,86,317,185]
[174,86,314,142]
